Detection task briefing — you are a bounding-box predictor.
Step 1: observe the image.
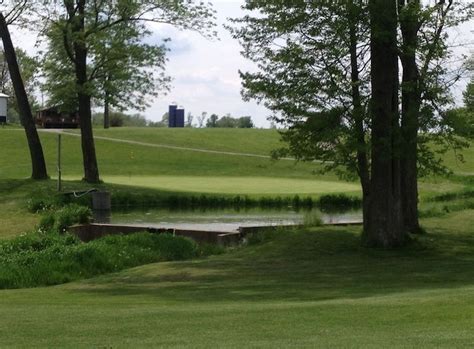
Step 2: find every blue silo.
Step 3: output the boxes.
[175,108,185,127]
[169,104,177,127]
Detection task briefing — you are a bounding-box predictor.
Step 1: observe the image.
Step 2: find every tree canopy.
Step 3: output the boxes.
[0,48,40,124]
[231,0,473,247]
[35,0,217,182]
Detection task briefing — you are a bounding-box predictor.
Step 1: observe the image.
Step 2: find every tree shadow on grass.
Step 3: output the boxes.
[71,224,474,304]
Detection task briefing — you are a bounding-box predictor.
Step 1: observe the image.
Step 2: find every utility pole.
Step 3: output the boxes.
[57,133,62,192]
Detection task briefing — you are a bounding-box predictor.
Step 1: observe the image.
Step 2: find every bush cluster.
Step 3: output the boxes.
[112,192,315,210]
[0,231,199,289]
[39,204,92,233]
[27,191,90,213]
[319,194,362,212]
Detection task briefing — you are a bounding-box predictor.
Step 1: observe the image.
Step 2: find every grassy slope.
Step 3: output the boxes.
[77,127,285,155]
[0,129,340,180]
[436,142,474,176]
[3,128,471,182]
[1,210,474,347]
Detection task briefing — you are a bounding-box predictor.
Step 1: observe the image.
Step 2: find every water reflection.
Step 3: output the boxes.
[93,207,362,232]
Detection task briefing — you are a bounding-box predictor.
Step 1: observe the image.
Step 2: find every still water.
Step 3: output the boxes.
[94,208,362,233]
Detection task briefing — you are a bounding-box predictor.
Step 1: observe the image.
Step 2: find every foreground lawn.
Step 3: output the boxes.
[1,210,474,347]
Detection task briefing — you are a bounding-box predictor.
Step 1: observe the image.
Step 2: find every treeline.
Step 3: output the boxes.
[205,114,253,128]
[92,111,255,128]
[92,112,147,127]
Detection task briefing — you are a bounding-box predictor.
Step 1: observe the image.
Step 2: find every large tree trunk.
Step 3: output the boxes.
[400,0,421,234]
[71,1,100,183]
[347,0,370,233]
[0,12,48,180]
[103,91,110,129]
[363,0,406,247]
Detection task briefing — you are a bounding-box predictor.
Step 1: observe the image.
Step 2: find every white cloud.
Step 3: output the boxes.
[140,1,273,126]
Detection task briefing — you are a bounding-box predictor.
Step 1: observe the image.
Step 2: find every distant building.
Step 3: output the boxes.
[168,104,185,128]
[35,106,80,129]
[0,93,8,124]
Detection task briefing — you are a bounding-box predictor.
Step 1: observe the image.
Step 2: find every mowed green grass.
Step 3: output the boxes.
[1,128,356,195]
[438,144,474,175]
[1,210,474,347]
[102,175,359,195]
[85,127,474,175]
[0,129,336,181]
[76,127,285,155]
[3,128,473,182]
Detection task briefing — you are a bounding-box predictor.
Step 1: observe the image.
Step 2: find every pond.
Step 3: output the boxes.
[94,207,362,233]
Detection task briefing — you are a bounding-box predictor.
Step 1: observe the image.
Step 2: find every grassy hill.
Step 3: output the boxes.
[1,128,361,195]
[1,129,329,180]
[89,127,285,155]
[3,127,472,182]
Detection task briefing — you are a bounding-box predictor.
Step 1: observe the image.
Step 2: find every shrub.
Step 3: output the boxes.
[110,191,315,210]
[0,231,199,289]
[39,204,92,233]
[319,194,361,212]
[26,193,57,212]
[27,190,91,213]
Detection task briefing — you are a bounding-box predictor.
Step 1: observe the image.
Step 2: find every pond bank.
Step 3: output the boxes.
[68,218,363,245]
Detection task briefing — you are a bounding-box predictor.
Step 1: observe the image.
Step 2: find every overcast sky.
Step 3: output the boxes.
[144,0,272,127]
[9,0,474,128]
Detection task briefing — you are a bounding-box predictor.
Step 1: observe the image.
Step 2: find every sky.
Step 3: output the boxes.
[144,0,271,127]
[8,0,474,128]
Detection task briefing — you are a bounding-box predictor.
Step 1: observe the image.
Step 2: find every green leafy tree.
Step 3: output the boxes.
[397,0,472,233]
[43,20,170,128]
[0,48,40,124]
[38,0,216,182]
[0,3,47,179]
[92,111,147,127]
[215,114,237,128]
[237,116,254,128]
[206,113,218,128]
[365,0,404,246]
[465,82,474,112]
[230,0,372,231]
[443,56,474,139]
[231,0,471,247]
